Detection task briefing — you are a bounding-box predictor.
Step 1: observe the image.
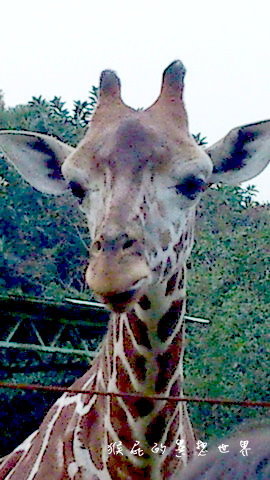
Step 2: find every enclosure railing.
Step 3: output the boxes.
[0,295,209,358]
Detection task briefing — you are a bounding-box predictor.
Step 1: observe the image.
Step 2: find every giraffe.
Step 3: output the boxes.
[0,60,269,480]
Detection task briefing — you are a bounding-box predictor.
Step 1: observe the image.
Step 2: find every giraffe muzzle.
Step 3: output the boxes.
[102,288,138,312]
[86,252,151,312]
[92,276,149,312]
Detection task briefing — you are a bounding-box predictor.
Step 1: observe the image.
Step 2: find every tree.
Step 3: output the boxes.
[0,90,5,111]
[0,87,99,299]
[185,184,269,443]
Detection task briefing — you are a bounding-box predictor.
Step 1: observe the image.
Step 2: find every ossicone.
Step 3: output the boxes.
[99,70,121,100]
[161,60,186,99]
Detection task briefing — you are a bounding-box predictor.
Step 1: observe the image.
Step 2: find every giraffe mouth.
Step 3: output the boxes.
[101,288,139,312]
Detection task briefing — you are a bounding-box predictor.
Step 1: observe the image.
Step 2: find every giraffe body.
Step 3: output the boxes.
[0,60,269,479]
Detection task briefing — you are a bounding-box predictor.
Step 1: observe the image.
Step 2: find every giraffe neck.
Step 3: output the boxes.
[105,266,187,398]
[86,264,195,479]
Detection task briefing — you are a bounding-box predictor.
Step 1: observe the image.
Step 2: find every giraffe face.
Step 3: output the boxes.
[62,62,213,311]
[1,63,269,313]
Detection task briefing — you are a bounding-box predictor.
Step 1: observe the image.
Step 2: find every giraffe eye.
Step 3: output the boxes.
[175,175,206,200]
[68,181,86,203]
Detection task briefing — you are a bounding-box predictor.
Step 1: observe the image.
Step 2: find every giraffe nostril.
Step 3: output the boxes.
[122,239,136,250]
[92,236,137,253]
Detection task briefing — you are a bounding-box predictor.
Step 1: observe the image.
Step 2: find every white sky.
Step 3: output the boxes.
[1,0,270,202]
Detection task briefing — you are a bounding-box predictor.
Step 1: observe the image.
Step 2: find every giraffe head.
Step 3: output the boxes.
[0,61,269,312]
[61,61,212,311]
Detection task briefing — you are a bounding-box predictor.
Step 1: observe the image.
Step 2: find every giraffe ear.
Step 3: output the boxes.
[0,130,74,194]
[207,120,270,184]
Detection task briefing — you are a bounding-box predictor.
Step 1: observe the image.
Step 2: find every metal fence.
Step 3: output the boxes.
[0,295,209,360]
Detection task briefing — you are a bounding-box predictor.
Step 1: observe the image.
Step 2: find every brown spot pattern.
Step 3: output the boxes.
[164,257,172,276]
[170,380,181,397]
[145,415,166,445]
[110,398,136,450]
[62,405,78,476]
[127,312,151,349]
[78,396,105,469]
[149,401,179,449]
[123,324,146,381]
[157,299,184,342]
[165,410,180,449]
[161,451,183,479]
[134,398,154,417]
[173,234,185,259]
[155,328,184,393]
[115,314,121,342]
[116,356,136,394]
[178,269,185,290]
[138,295,151,310]
[165,272,178,296]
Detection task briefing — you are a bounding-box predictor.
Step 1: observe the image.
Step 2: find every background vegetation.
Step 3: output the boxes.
[0,88,269,454]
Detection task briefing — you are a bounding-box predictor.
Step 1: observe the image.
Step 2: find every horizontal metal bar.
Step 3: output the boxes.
[0,382,269,408]
[0,295,210,325]
[184,315,209,324]
[65,298,107,309]
[0,341,96,358]
[65,298,210,324]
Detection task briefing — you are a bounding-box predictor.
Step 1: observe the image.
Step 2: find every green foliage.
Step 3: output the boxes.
[0,86,98,146]
[192,132,208,146]
[0,90,4,111]
[0,88,99,299]
[0,163,90,299]
[185,185,269,443]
